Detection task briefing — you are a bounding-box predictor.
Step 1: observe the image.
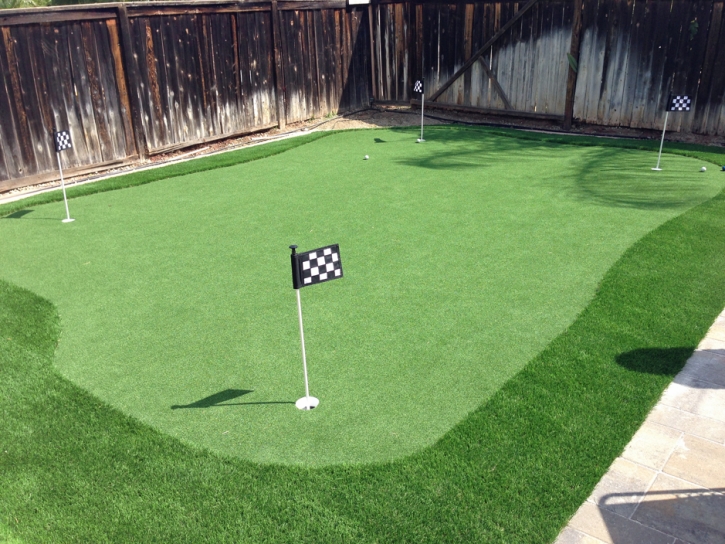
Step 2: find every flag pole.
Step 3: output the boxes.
[418,92,425,143]
[296,289,312,399]
[56,151,74,223]
[652,110,668,171]
[290,245,319,411]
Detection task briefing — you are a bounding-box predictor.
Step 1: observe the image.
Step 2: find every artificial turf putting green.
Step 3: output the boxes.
[0,126,723,466]
[3,126,725,542]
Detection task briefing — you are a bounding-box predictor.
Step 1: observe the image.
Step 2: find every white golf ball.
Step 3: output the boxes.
[701,166,707,172]
[364,155,369,160]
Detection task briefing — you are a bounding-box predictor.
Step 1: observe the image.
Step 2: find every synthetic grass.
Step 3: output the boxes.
[0,128,722,466]
[2,126,725,541]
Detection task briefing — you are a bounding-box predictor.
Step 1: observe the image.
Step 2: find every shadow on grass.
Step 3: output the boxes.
[171,389,295,409]
[615,347,695,376]
[2,210,33,219]
[389,126,717,210]
[566,146,714,210]
[171,389,253,409]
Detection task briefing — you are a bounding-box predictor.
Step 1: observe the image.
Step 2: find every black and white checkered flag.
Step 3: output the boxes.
[413,80,424,94]
[54,130,72,153]
[668,95,691,112]
[290,244,343,289]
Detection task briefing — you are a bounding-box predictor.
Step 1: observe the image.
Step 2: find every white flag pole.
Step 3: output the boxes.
[652,110,669,171]
[418,92,425,143]
[56,151,74,223]
[290,244,319,411]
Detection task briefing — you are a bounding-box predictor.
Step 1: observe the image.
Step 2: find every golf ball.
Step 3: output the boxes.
[364,155,369,160]
[701,166,707,172]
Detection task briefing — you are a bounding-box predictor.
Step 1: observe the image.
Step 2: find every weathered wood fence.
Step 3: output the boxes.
[3,0,725,190]
[373,0,725,134]
[0,0,371,190]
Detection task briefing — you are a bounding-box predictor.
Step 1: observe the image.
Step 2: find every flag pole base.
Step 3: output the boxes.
[295,396,319,410]
[651,167,662,171]
[417,138,425,143]
[62,218,75,223]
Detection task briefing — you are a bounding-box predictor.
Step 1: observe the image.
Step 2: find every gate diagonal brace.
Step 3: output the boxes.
[428,0,540,103]
[477,57,512,110]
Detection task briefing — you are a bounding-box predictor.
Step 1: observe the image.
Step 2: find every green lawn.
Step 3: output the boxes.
[2,126,725,542]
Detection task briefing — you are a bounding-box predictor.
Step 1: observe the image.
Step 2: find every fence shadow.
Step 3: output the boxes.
[599,488,725,543]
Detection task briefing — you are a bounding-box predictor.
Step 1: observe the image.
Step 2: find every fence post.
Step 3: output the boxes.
[563,0,583,130]
[271,0,286,130]
[116,4,148,159]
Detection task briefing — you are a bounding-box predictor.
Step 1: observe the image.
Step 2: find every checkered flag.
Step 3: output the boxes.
[54,130,72,153]
[668,95,691,112]
[290,244,343,289]
[413,80,424,94]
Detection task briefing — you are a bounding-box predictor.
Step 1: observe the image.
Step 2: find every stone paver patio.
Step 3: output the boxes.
[555,312,725,543]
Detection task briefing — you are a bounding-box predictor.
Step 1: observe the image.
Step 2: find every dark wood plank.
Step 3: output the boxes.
[106,18,138,157]
[117,5,148,157]
[271,0,287,128]
[143,18,166,147]
[0,34,22,180]
[704,4,725,134]
[1,27,36,174]
[80,21,113,158]
[563,0,582,128]
[641,0,672,128]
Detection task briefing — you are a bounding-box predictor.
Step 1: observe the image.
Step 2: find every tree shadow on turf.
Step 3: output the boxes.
[566,146,715,210]
[389,126,714,210]
[615,347,695,376]
[171,389,295,409]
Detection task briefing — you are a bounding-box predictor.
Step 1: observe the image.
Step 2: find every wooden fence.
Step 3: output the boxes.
[3,0,725,191]
[372,0,725,134]
[0,0,371,190]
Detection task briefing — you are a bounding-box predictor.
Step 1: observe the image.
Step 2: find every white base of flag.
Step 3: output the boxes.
[295,396,319,410]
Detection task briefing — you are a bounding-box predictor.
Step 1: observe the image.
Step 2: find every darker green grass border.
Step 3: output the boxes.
[2,128,725,542]
[0,132,332,218]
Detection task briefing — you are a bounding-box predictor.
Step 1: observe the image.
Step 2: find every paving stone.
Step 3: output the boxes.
[705,325,725,343]
[661,379,725,423]
[664,435,725,489]
[569,502,675,544]
[590,458,656,518]
[632,473,725,544]
[621,421,682,470]
[678,351,725,388]
[648,404,725,445]
[696,337,725,351]
[554,526,608,544]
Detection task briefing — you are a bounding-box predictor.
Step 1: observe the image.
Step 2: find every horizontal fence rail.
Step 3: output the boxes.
[2,0,725,191]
